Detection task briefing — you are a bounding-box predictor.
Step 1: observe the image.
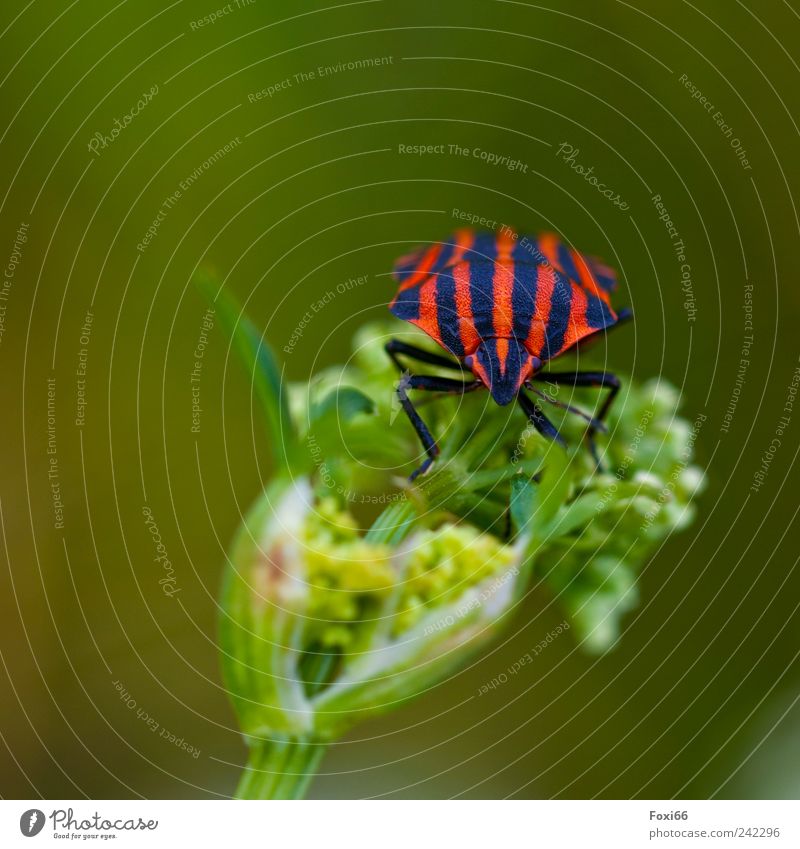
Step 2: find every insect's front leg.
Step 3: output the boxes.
[536,371,621,420]
[533,370,621,466]
[395,373,481,480]
[517,391,567,448]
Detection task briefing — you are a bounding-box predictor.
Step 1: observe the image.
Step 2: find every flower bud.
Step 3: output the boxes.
[220,477,318,739]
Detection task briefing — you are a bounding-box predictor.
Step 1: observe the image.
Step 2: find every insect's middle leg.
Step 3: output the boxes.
[395,373,482,480]
[385,339,468,374]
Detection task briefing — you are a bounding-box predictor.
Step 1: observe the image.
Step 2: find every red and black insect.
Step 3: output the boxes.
[387,228,632,479]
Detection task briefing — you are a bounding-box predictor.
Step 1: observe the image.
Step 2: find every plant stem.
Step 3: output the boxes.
[365,496,418,545]
[235,736,328,800]
[465,458,542,490]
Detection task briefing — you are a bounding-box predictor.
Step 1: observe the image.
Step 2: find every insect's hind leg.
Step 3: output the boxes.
[395,373,481,480]
[532,371,621,466]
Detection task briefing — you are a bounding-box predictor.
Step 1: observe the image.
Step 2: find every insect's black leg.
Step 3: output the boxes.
[535,371,621,421]
[385,339,467,374]
[517,391,567,448]
[396,373,482,480]
[527,386,607,433]
[532,371,621,466]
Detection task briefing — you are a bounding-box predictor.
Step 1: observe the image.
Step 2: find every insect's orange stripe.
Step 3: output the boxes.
[491,230,516,340]
[495,336,509,376]
[470,357,491,389]
[398,243,442,291]
[571,248,611,305]
[496,228,515,261]
[451,228,475,264]
[561,285,589,354]
[491,264,515,340]
[410,276,440,343]
[525,264,555,358]
[537,232,563,277]
[452,261,480,354]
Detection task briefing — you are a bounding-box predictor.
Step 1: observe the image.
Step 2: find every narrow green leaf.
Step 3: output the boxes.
[195,269,295,470]
[510,474,536,537]
[366,497,418,545]
[512,447,574,598]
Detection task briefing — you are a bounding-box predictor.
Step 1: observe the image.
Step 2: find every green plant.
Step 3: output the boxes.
[198,274,705,799]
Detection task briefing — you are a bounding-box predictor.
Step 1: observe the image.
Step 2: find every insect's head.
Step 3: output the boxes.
[464,339,541,406]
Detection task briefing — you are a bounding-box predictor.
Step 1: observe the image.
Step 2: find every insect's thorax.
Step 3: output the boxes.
[463,335,542,407]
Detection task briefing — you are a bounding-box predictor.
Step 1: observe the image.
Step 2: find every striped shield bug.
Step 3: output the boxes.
[387,228,632,479]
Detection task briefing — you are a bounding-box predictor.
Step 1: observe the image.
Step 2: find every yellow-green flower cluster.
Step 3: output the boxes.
[300,498,518,649]
[394,525,517,633]
[221,475,527,742]
[302,497,394,649]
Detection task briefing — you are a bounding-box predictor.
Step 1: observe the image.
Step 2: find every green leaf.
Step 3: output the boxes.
[310,386,375,423]
[532,446,572,533]
[510,474,536,537]
[195,269,295,471]
[305,385,404,471]
[549,491,607,537]
[511,446,572,541]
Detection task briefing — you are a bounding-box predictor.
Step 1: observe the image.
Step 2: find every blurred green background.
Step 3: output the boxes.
[1,0,799,799]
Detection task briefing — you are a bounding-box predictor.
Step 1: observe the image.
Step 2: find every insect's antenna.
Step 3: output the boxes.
[527,385,607,433]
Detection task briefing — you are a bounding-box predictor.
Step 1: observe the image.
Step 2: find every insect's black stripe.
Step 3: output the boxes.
[468,232,499,263]
[587,258,617,293]
[596,271,616,293]
[475,336,500,383]
[389,283,421,321]
[435,268,465,357]
[585,291,615,330]
[502,337,526,393]
[511,259,539,340]
[555,241,581,282]
[544,270,573,358]
[512,235,546,266]
[393,255,420,282]
[470,235,498,338]
[467,261,495,340]
[430,237,458,275]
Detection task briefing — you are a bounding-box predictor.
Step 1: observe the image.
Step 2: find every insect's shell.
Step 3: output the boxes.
[390,229,619,364]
